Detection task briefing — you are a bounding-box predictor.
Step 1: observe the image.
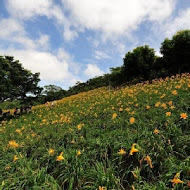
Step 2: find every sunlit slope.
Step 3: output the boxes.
[0,73,190,190]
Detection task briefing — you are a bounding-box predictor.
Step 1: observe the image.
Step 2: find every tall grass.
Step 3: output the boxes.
[0,73,189,189]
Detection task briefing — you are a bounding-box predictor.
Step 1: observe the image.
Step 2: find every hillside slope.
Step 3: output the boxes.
[0,73,190,190]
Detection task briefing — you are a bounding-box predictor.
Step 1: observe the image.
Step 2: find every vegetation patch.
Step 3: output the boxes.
[0,73,189,189]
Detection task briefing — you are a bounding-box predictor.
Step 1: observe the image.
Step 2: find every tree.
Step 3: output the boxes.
[0,56,42,103]
[109,66,126,86]
[42,85,66,102]
[160,30,190,75]
[123,45,157,80]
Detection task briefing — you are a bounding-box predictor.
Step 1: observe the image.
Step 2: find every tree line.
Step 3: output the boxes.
[0,30,190,108]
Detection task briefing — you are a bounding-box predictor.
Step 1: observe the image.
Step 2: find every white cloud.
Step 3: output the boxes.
[62,0,175,41]
[6,0,54,20]
[0,18,24,38]
[63,27,78,42]
[37,34,50,50]
[0,18,50,50]
[57,48,81,75]
[0,48,81,88]
[94,50,111,60]
[164,8,190,37]
[5,0,80,42]
[84,64,104,78]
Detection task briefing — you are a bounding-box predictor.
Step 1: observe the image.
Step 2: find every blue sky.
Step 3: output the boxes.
[0,0,190,89]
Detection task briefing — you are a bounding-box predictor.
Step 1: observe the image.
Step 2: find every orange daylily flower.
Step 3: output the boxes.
[130,117,135,124]
[112,113,117,119]
[171,172,184,186]
[76,150,82,156]
[180,113,188,119]
[166,112,171,116]
[129,143,139,155]
[13,155,19,162]
[56,152,64,161]
[118,148,126,155]
[144,155,153,168]
[48,149,55,155]
[154,128,159,135]
[98,186,107,190]
[9,140,19,148]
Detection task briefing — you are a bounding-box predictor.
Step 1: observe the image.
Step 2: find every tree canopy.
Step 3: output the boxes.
[160,30,190,74]
[123,45,156,80]
[42,85,66,102]
[0,56,42,103]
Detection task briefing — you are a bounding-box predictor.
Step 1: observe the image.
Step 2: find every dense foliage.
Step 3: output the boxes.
[42,85,67,102]
[123,45,156,81]
[0,73,189,189]
[160,30,190,75]
[0,56,42,104]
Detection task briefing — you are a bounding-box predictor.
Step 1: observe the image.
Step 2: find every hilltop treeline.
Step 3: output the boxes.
[48,30,190,99]
[0,30,190,108]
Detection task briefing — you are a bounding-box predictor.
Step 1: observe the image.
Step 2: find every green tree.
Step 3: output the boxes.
[43,85,66,102]
[0,56,42,103]
[109,66,126,86]
[123,45,157,80]
[160,30,190,74]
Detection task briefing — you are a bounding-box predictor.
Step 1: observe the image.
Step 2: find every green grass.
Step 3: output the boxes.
[0,73,190,190]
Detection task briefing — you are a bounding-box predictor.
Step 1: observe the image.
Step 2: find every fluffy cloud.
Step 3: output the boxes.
[0,18,24,38]
[62,0,175,40]
[164,8,190,37]
[0,48,80,88]
[0,18,50,50]
[6,0,63,21]
[84,64,104,78]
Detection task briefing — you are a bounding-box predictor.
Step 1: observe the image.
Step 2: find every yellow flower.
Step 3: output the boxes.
[172,90,178,95]
[154,128,159,135]
[13,155,19,162]
[166,112,171,116]
[161,103,167,109]
[125,107,130,112]
[168,101,173,106]
[146,105,150,110]
[144,155,153,168]
[180,113,188,119]
[48,149,55,155]
[171,172,184,186]
[129,143,139,155]
[76,150,82,156]
[56,152,64,161]
[112,113,117,119]
[160,94,165,99]
[77,124,84,130]
[15,129,22,134]
[129,117,135,124]
[132,185,136,190]
[71,140,75,144]
[119,108,123,112]
[98,186,107,190]
[8,140,19,148]
[155,102,160,107]
[118,148,126,155]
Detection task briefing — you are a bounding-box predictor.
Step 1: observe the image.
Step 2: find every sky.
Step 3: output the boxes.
[0,0,190,89]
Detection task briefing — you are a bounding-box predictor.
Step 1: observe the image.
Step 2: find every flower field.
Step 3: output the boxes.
[0,73,190,190]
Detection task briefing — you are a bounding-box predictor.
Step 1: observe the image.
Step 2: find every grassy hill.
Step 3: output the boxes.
[0,73,190,190]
